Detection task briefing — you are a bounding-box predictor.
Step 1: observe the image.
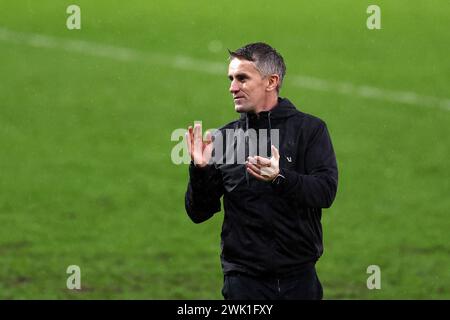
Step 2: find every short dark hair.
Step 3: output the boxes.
[228,42,286,91]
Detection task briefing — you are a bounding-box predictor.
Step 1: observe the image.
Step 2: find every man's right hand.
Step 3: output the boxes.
[186,122,213,168]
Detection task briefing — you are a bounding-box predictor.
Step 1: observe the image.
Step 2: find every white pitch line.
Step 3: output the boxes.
[1,27,449,111]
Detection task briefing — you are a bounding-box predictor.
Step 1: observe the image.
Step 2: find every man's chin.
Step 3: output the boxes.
[234,104,250,113]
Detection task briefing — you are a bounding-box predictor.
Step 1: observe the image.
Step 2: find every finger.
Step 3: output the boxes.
[254,156,271,167]
[202,131,213,163]
[185,131,192,157]
[188,126,193,140]
[204,130,212,144]
[188,125,194,143]
[187,126,194,157]
[246,162,261,175]
[247,157,266,170]
[186,126,193,152]
[247,156,257,165]
[246,166,266,181]
[193,123,203,151]
[271,145,280,160]
[194,123,202,141]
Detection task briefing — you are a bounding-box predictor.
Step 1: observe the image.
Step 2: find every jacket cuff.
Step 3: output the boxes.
[271,167,300,194]
[189,162,216,186]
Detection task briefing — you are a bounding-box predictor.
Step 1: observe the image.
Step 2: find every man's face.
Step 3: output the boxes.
[228,58,268,113]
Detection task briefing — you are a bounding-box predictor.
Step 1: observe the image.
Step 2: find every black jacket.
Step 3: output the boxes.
[185,98,338,278]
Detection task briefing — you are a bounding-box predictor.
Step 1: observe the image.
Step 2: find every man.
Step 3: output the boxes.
[185,43,338,300]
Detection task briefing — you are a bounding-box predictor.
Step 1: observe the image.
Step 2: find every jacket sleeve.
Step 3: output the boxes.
[273,121,338,208]
[185,162,224,223]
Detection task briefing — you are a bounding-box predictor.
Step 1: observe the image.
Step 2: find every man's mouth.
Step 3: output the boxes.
[233,96,245,101]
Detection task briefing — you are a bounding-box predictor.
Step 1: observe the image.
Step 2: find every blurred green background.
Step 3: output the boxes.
[0,0,449,299]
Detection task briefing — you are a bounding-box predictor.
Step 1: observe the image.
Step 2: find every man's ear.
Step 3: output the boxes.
[266,74,280,92]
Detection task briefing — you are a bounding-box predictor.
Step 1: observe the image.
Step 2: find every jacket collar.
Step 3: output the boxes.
[238,97,300,125]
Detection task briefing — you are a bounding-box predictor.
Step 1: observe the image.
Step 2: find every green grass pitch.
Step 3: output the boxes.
[0,0,449,299]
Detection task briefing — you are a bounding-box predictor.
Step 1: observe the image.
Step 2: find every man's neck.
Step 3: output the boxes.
[254,95,279,114]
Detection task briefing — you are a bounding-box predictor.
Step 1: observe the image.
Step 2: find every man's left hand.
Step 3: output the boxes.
[246,145,280,182]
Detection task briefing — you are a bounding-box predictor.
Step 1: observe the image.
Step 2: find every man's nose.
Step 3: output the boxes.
[229,80,240,93]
